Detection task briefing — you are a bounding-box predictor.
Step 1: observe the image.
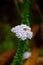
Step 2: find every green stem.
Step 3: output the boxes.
[11,40,29,65]
[22,0,30,26]
[10,0,30,65]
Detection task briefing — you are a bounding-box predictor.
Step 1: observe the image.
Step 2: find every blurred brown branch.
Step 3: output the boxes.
[31,25,40,37]
[0,48,17,65]
[37,57,43,63]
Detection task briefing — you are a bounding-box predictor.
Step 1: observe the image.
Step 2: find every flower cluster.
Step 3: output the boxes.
[11,24,33,40]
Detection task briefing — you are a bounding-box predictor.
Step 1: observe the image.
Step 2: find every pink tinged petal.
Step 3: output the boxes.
[27,31,33,39]
[23,52,31,60]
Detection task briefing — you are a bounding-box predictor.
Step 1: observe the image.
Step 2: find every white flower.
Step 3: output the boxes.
[27,31,33,39]
[11,24,33,40]
[16,30,27,40]
[20,24,31,31]
[23,52,31,60]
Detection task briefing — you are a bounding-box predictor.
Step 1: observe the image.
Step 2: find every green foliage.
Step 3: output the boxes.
[0,24,18,54]
[0,0,43,65]
[39,48,43,56]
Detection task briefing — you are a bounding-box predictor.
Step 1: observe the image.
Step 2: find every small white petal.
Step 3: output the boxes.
[27,31,33,39]
[11,27,15,32]
[23,52,31,60]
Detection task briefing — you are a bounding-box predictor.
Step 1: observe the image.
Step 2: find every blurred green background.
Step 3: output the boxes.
[0,0,22,54]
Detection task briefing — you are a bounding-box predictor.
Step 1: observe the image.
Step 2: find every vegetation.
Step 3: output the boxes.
[0,0,43,65]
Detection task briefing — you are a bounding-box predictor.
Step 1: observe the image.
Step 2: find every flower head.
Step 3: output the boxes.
[11,24,33,40]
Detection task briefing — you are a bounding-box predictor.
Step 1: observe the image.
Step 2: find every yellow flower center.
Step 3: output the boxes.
[23,28,27,31]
